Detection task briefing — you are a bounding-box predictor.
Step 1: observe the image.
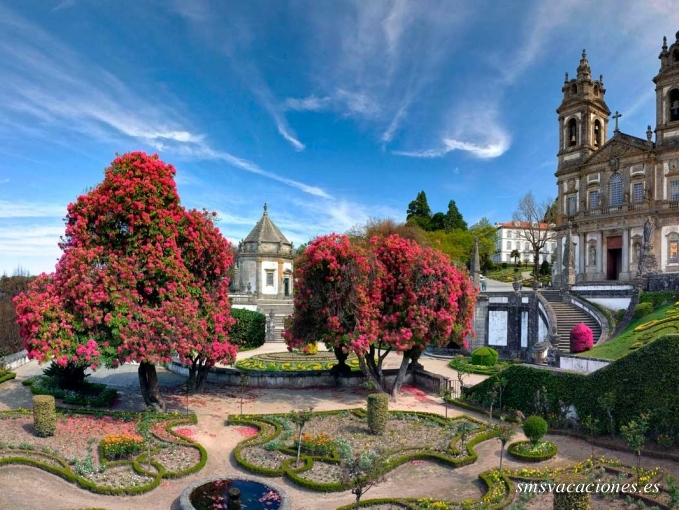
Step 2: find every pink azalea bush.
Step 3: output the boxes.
[570,323,594,353]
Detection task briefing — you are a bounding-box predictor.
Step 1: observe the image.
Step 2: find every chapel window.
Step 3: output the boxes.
[594,120,602,147]
[670,179,679,202]
[632,182,644,203]
[567,195,577,216]
[589,190,600,209]
[609,174,623,206]
[266,270,274,286]
[669,237,679,265]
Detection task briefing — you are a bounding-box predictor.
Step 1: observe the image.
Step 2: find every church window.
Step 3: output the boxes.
[266,270,274,286]
[594,120,602,146]
[589,190,600,209]
[568,118,577,146]
[609,174,623,206]
[507,231,512,238]
[571,83,577,94]
[524,242,530,252]
[671,179,679,201]
[669,240,679,264]
[593,85,599,97]
[670,89,679,122]
[567,195,577,215]
[632,182,644,203]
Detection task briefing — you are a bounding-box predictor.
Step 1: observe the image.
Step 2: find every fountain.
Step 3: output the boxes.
[179,476,291,510]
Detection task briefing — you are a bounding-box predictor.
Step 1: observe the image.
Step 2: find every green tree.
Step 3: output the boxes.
[406,191,432,230]
[470,217,497,270]
[496,418,517,470]
[510,249,521,266]
[580,415,599,458]
[444,200,467,231]
[621,414,649,484]
[429,212,446,231]
[289,408,314,467]
[340,449,385,509]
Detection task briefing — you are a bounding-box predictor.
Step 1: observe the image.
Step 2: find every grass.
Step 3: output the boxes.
[581,302,678,360]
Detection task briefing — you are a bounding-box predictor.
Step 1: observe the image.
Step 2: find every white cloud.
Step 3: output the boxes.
[0,200,66,218]
[284,95,331,111]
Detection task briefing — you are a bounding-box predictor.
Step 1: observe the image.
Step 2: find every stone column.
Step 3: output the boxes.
[596,232,604,280]
[255,258,262,298]
[578,234,586,282]
[621,229,630,280]
[277,259,284,299]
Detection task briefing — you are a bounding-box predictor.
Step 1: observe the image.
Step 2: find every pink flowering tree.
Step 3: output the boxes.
[284,233,476,397]
[371,235,477,396]
[14,152,237,410]
[283,234,382,374]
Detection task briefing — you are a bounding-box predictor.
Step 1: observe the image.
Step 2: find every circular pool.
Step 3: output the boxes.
[179,476,291,510]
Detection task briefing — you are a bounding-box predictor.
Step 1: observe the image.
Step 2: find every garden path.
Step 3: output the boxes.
[0,355,677,509]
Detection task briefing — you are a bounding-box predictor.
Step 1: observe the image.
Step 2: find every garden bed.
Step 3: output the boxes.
[22,375,118,408]
[448,357,514,376]
[0,408,206,495]
[235,351,362,372]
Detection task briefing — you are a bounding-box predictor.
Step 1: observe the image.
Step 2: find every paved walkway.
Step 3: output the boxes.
[2,345,677,510]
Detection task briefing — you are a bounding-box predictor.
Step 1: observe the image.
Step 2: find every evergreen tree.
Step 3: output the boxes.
[444,200,467,231]
[406,191,432,230]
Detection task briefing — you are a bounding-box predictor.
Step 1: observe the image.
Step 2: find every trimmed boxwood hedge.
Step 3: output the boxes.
[464,334,679,436]
[229,409,498,493]
[507,440,557,462]
[22,376,117,408]
[471,347,499,367]
[229,308,266,350]
[0,372,16,385]
[0,408,207,495]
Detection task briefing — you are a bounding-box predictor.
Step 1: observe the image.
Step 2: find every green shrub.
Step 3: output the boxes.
[229,308,266,349]
[634,303,654,319]
[522,415,548,444]
[553,473,591,510]
[367,394,388,435]
[471,347,498,367]
[614,309,626,322]
[33,395,56,437]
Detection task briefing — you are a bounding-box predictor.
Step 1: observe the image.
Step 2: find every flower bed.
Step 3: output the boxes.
[507,440,557,462]
[229,409,496,492]
[0,408,206,495]
[448,357,513,376]
[235,351,362,372]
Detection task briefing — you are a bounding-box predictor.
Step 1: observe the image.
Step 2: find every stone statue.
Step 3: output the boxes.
[588,244,596,266]
[643,216,655,248]
[562,225,576,287]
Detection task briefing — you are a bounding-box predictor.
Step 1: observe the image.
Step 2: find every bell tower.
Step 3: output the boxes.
[653,32,679,146]
[556,50,611,170]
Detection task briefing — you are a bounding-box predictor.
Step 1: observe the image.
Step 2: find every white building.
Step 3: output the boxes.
[493,221,557,266]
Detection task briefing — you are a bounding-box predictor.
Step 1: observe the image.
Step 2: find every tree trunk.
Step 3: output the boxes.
[499,447,504,470]
[188,356,210,394]
[138,361,165,412]
[390,350,412,398]
[357,355,386,393]
[330,346,352,375]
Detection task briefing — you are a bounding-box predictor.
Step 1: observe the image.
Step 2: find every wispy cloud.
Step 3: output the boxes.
[0,178,9,184]
[0,200,66,218]
[284,95,331,112]
[0,4,326,197]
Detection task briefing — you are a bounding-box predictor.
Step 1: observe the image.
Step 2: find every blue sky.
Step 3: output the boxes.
[1,0,679,275]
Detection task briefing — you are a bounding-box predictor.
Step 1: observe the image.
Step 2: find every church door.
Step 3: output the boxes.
[284,278,290,297]
[606,236,623,280]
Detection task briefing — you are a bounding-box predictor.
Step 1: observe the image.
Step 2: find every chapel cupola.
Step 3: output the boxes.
[653,30,679,146]
[556,50,611,169]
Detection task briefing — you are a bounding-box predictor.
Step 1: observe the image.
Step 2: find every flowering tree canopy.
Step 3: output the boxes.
[14,152,236,409]
[284,233,476,396]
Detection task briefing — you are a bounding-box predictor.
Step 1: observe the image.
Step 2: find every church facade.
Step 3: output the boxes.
[554,32,679,283]
[233,204,294,298]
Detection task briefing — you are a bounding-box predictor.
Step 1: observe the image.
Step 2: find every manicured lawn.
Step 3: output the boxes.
[581,302,678,360]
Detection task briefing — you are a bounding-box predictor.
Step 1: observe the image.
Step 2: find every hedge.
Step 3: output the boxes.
[471,347,499,367]
[464,334,679,436]
[507,440,558,462]
[634,302,654,318]
[228,410,498,493]
[229,308,266,349]
[22,376,118,408]
[0,408,206,495]
[367,394,388,435]
[33,395,56,437]
[0,372,16,385]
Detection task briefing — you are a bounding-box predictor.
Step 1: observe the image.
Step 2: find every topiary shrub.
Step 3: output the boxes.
[634,302,653,319]
[33,395,56,437]
[229,308,266,349]
[522,415,548,445]
[569,323,593,353]
[471,347,498,367]
[367,393,388,435]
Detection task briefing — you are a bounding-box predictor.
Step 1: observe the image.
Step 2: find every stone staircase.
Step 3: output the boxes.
[540,290,602,353]
[256,299,294,342]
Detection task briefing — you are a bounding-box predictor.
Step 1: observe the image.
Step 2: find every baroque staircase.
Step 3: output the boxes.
[540,290,602,353]
[256,299,294,342]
